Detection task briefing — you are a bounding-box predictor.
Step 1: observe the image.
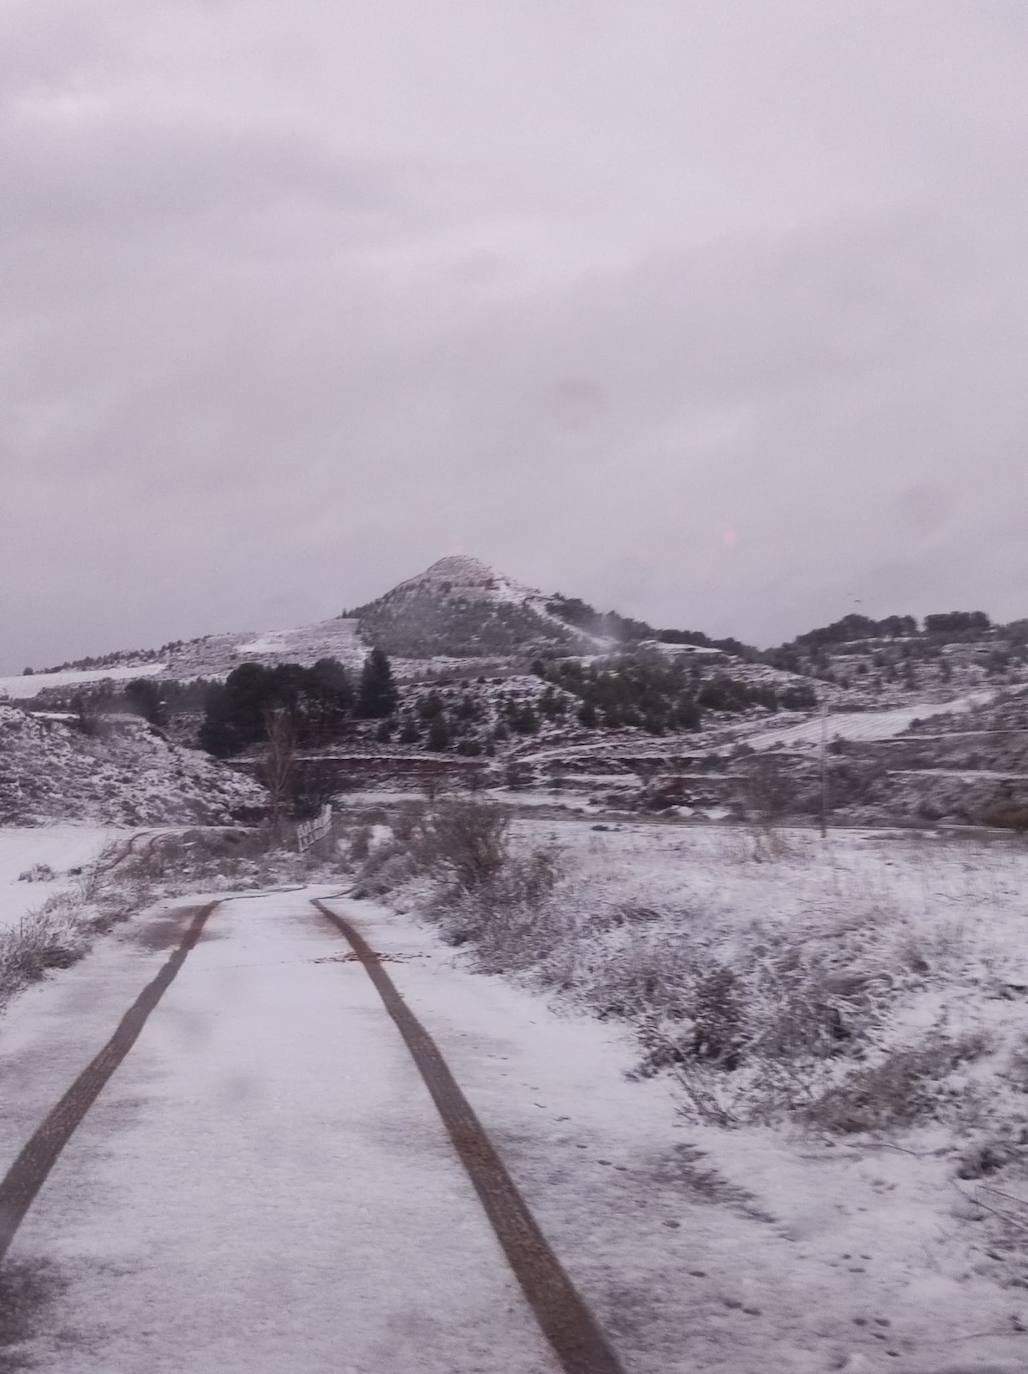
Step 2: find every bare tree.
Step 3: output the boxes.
[742,754,793,859]
[291,757,339,820]
[259,708,295,841]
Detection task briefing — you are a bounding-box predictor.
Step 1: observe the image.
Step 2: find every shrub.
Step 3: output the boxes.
[392,802,426,842]
[432,845,563,968]
[355,847,418,898]
[689,965,745,1067]
[18,864,56,883]
[419,800,510,892]
[981,798,1028,832]
[0,893,88,1006]
[398,715,421,744]
[348,824,373,862]
[427,715,451,751]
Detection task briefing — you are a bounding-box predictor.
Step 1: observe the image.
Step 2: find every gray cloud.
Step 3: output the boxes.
[2,1,1027,670]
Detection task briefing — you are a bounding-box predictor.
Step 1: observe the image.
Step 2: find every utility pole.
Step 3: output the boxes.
[819,700,829,839]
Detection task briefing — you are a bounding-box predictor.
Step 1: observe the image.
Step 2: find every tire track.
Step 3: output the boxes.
[0,902,219,1265]
[312,898,626,1374]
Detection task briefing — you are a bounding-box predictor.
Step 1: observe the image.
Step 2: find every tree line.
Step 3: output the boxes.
[199,649,397,757]
[537,652,815,735]
[784,609,993,654]
[544,593,758,659]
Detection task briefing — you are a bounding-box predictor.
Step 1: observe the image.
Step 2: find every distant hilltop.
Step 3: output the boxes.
[5,553,1024,706]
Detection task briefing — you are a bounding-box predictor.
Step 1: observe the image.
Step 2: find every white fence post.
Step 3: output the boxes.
[296,803,332,854]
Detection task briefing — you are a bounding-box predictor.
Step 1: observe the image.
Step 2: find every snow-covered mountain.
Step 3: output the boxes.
[348,555,603,658]
[3,556,609,697]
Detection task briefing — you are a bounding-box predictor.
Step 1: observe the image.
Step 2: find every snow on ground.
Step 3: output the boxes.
[745,691,997,750]
[161,617,366,679]
[234,634,289,655]
[344,880,1028,1373]
[3,818,1027,1369]
[0,825,121,930]
[0,664,164,701]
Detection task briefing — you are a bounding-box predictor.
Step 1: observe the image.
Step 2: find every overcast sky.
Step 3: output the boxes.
[3,1,1027,671]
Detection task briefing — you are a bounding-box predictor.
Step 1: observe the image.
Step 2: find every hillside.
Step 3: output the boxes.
[0,705,266,827]
[766,611,1027,708]
[7,556,1028,832]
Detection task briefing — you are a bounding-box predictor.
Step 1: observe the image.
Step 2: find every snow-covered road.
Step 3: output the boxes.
[0,889,567,1373]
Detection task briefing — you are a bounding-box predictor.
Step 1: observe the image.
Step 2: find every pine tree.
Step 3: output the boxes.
[125,677,167,728]
[199,683,237,756]
[358,648,398,719]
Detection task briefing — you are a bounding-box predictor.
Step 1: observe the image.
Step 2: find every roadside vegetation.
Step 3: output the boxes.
[351,803,1028,1166]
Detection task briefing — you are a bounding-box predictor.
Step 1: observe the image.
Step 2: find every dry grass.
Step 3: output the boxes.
[800,1033,991,1133]
[0,889,96,1009]
[353,814,1027,1139]
[352,799,562,968]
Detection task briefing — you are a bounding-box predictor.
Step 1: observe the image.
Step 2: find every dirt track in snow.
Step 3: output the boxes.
[0,903,218,1265]
[314,899,624,1374]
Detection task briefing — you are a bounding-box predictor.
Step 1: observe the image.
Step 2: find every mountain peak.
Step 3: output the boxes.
[349,555,585,658]
[414,555,502,587]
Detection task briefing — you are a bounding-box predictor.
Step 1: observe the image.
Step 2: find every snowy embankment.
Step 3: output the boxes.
[0,826,120,931]
[0,704,266,826]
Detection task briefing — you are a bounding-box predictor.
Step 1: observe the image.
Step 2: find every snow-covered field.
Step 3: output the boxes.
[0,663,164,700]
[156,616,367,679]
[745,691,997,750]
[0,825,120,930]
